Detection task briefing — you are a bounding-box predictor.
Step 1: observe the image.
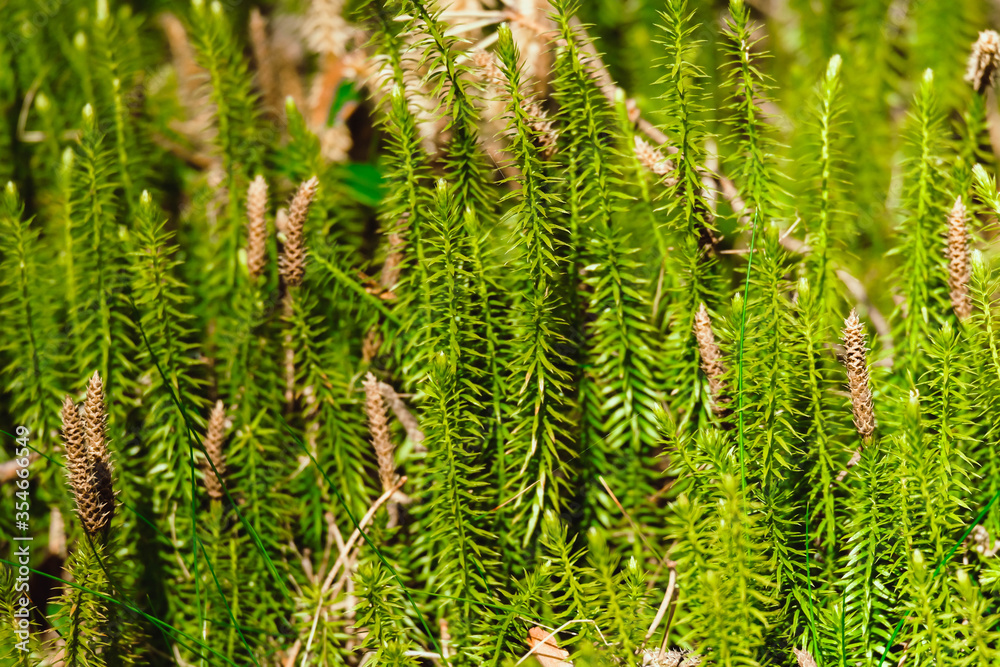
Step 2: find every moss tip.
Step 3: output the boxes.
[827,54,842,78]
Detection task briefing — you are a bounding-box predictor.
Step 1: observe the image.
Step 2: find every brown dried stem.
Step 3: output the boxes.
[380,232,404,292]
[287,475,409,667]
[378,381,424,448]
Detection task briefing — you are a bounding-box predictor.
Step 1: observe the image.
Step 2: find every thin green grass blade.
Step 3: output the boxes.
[421,591,544,620]
[841,584,847,667]
[737,209,760,513]
[125,300,276,662]
[186,402,205,664]
[805,498,822,665]
[195,534,259,666]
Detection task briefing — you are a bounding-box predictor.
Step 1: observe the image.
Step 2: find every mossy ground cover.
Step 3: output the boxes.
[3,0,1000,665]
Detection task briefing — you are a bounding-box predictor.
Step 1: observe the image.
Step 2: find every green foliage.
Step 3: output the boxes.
[837,444,897,666]
[722,0,777,219]
[68,107,136,419]
[803,54,846,307]
[0,564,34,665]
[131,192,206,509]
[422,354,496,648]
[49,537,144,666]
[0,183,61,441]
[5,1,1000,666]
[356,561,417,664]
[186,0,260,288]
[892,69,950,372]
[655,0,721,431]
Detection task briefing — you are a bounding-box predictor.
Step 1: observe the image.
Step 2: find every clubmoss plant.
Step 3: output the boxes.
[6,1,1000,665]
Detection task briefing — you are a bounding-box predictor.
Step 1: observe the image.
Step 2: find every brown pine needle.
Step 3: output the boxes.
[300,476,408,666]
[317,476,408,598]
[835,448,863,484]
[489,479,540,513]
[645,565,677,643]
[378,380,424,447]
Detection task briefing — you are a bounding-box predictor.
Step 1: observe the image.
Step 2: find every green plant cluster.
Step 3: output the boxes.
[1,0,1000,665]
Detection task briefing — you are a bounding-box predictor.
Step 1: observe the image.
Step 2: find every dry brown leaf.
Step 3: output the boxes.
[526,627,573,667]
